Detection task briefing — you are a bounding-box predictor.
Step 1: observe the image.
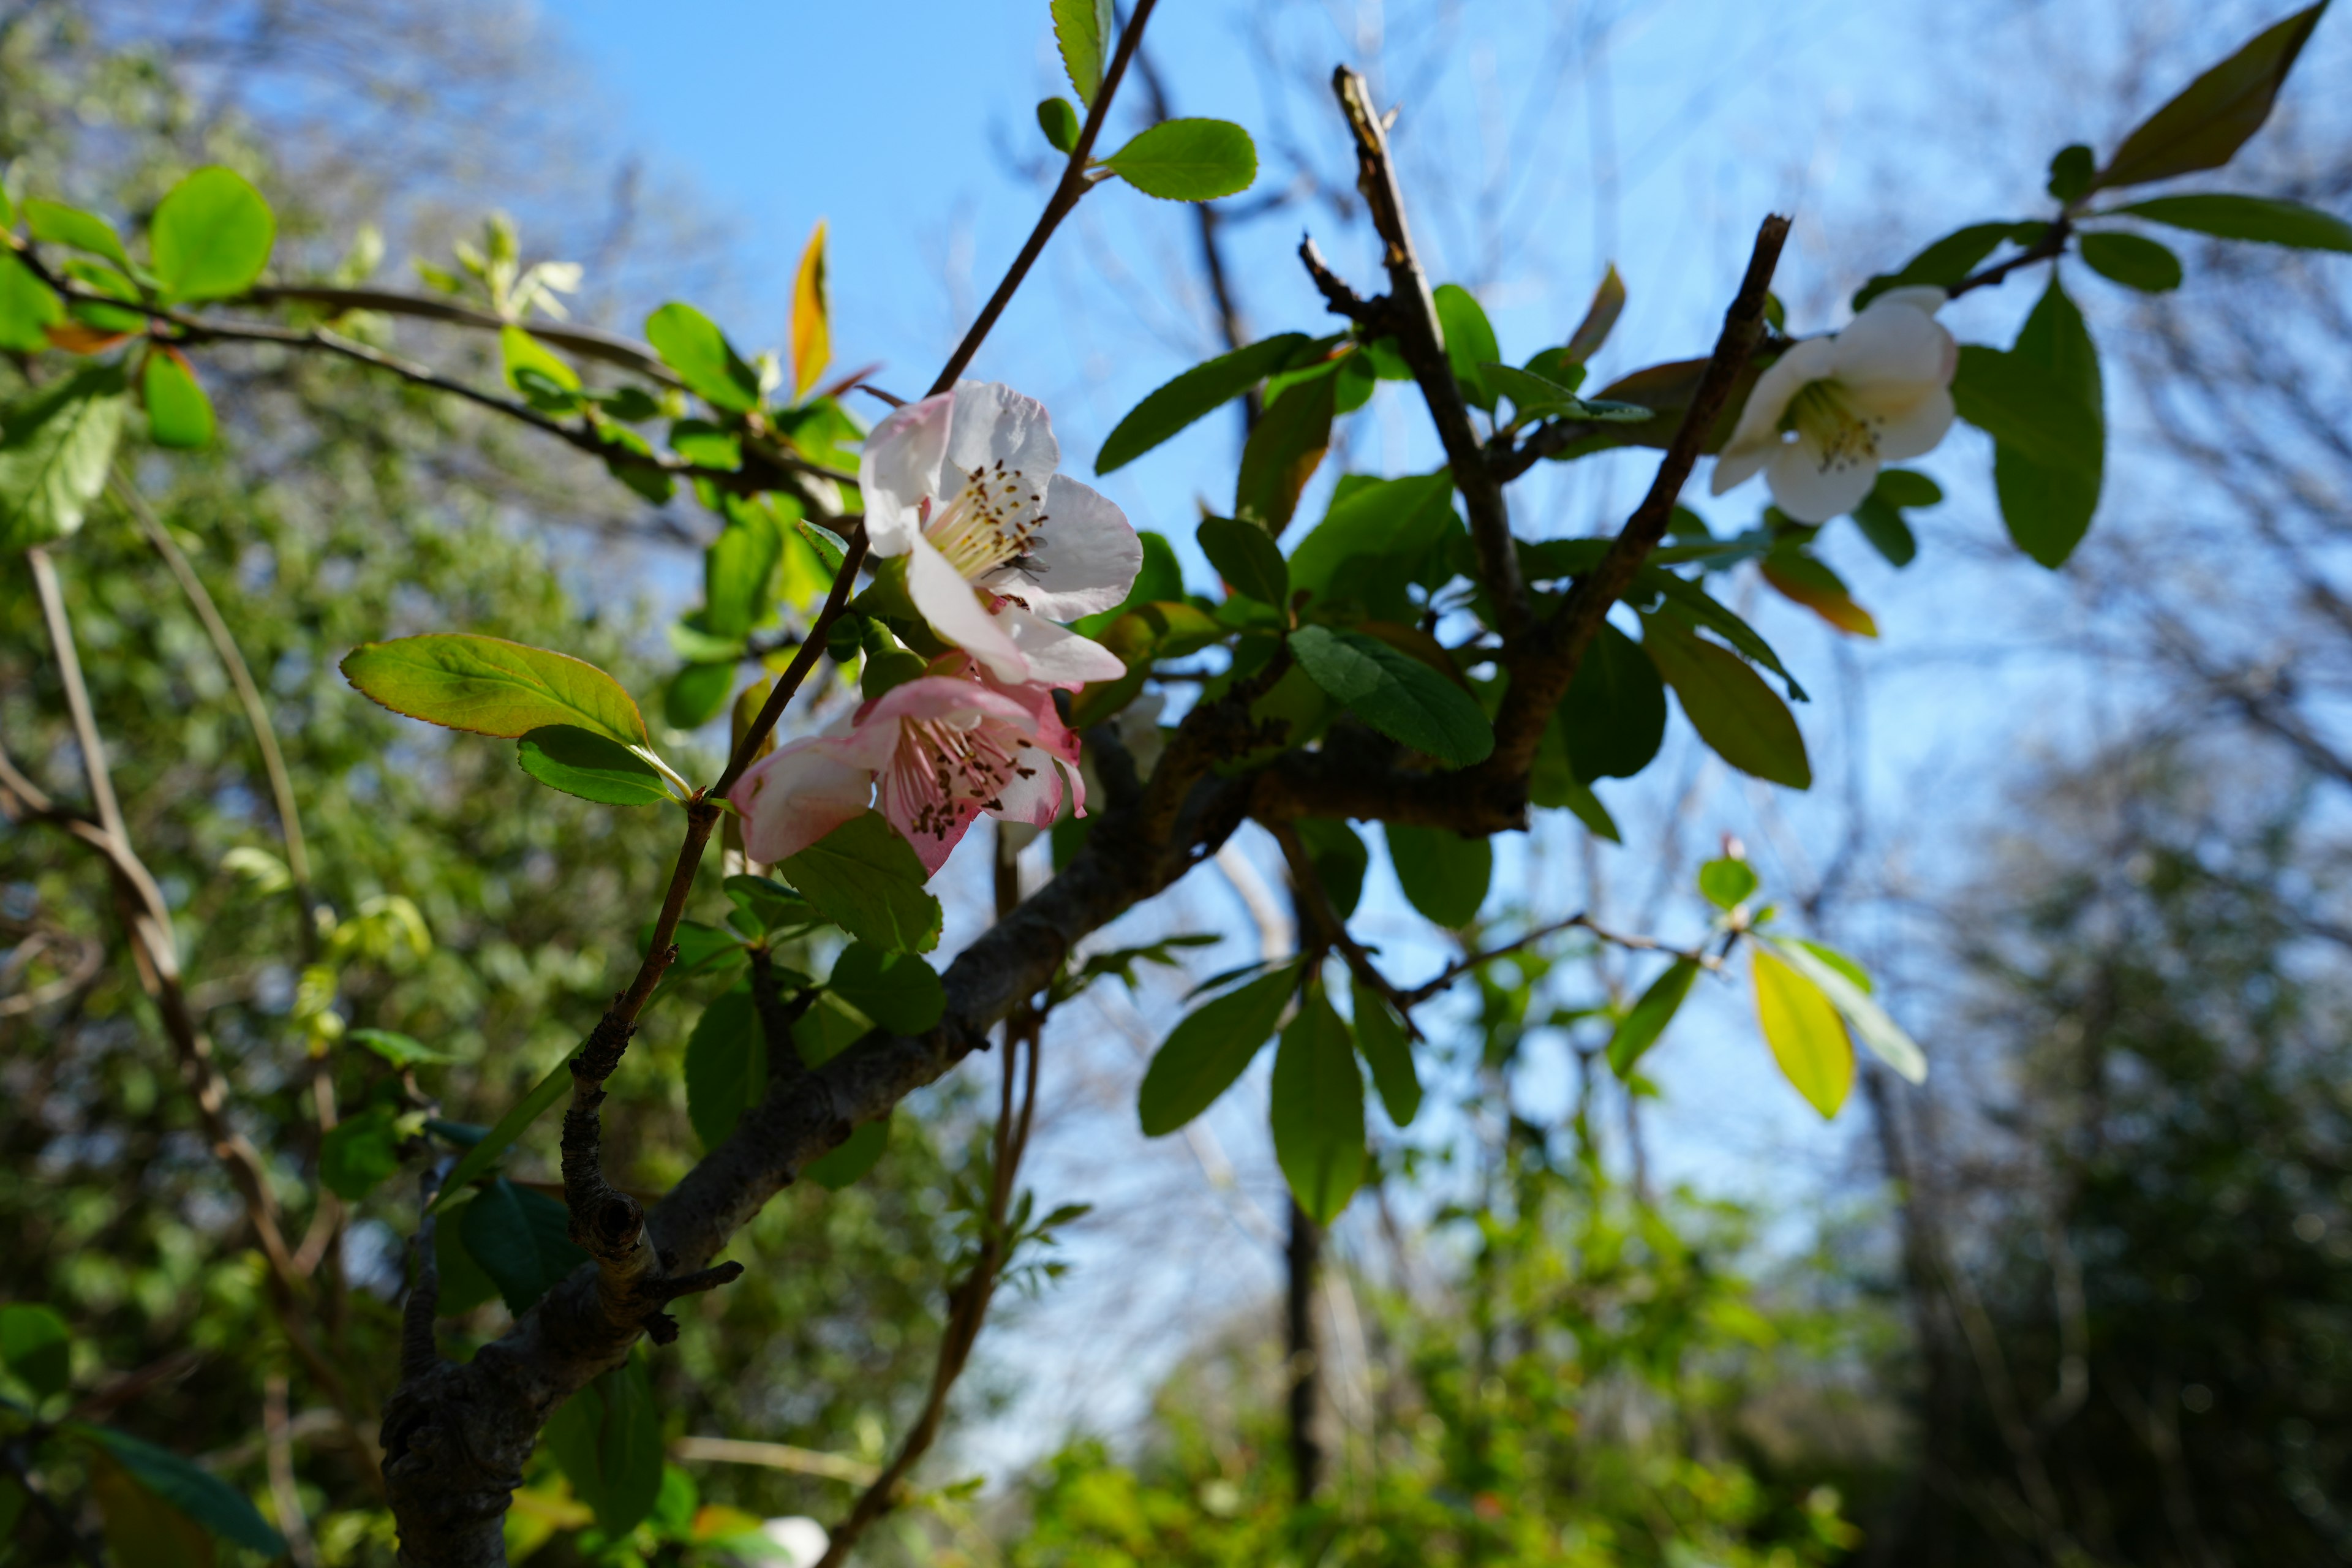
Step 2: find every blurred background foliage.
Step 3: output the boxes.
[4,1,2351,1565]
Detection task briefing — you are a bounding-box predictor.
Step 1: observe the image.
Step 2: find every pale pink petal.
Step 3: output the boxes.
[860,672,1037,731]
[861,393,954,555]
[944,380,1059,483]
[989,602,1128,688]
[730,739,877,864]
[987,752,1065,827]
[975,473,1141,620]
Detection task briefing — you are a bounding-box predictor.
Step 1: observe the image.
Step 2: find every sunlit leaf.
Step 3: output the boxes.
[341,633,650,745]
[517,725,671,807]
[151,167,274,300]
[1752,946,1852,1118]
[790,220,830,400]
[778,812,943,953]
[0,363,129,552]
[1104,118,1257,202]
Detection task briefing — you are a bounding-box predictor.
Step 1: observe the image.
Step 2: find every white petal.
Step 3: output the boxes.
[1870,386,1956,463]
[861,393,953,554]
[1725,339,1836,453]
[1869,285,1949,317]
[1832,302,1953,394]
[990,601,1128,687]
[987,747,1064,827]
[976,473,1141,619]
[907,538,1027,678]
[944,380,1060,488]
[1765,440,1877,524]
[1710,439,1773,497]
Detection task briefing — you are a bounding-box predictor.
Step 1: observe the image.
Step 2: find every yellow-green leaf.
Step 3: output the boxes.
[341,633,649,745]
[1752,946,1852,1118]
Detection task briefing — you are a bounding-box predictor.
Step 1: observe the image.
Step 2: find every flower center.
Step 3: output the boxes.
[883,712,1039,845]
[919,459,1049,584]
[1782,379,1881,473]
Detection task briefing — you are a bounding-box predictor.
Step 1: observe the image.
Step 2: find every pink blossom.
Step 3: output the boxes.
[729,672,1084,875]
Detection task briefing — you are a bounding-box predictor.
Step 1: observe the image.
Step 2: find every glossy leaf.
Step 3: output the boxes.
[1290,625,1493,767]
[1561,621,1665,780]
[341,634,649,745]
[461,1177,589,1314]
[685,984,762,1151]
[1051,0,1114,105]
[83,1425,286,1556]
[1104,118,1257,202]
[516,725,671,806]
[1294,817,1368,919]
[545,1354,665,1537]
[1988,281,2104,568]
[150,167,274,300]
[1098,333,1306,474]
[1752,946,1852,1118]
[141,348,214,448]
[1763,936,1926,1084]
[778,811,944,953]
[806,1115,891,1189]
[790,220,830,399]
[0,363,129,552]
[2079,231,2184,292]
[0,252,64,352]
[1698,856,1758,910]
[645,301,761,413]
[2114,192,2352,253]
[0,1302,72,1399]
[427,1049,579,1212]
[1197,514,1289,607]
[24,198,133,273]
[1233,371,1335,532]
[1287,470,1459,611]
[705,514,782,638]
[319,1104,402,1200]
[1385,823,1492,929]
[1138,965,1299,1136]
[1608,957,1698,1077]
[2092,3,2327,191]
[1349,973,1420,1128]
[1561,264,1627,364]
[1640,615,1811,789]
[1270,990,1366,1223]
[1036,96,1083,154]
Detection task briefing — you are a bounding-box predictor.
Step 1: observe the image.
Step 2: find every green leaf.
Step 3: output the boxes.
[806,1115,891,1189]
[2079,230,2183,292]
[429,1194,503,1316]
[1560,622,1665,781]
[1233,371,1335,532]
[1097,334,1307,475]
[1036,95,1083,154]
[1138,965,1299,1136]
[1852,498,1919,567]
[81,1425,287,1556]
[1287,470,1460,614]
[350,1027,456,1067]
[1762,936,1925,1084]
[1431,283,1500,412]
[685,985,763,1152]
[644,301,761,413]
[1385,823,1492,929]
[516,725,671,807]
[1752,946,1852,1118]
[2113,192,2352,253]
[1638,567,1806,698]
[1289,625,1494,767]
[86,1451,213,1567]
[1561,265,1627,365]
[671,417,741,470]
[778,812,944,953]
[140,350,215,449]
[1608,958,1698,1077]
[0,252,64,352]
[500,323,579,400]
[725,873,821,937]
[428,1049,579,1213]
[341,634,650,745]
[663,661,737,730]
[1480,361,1648,424]
[2047,143,2097,204]
[1872,469,1943,508]
[0,1303,72,1400]
[1270,989,1365,1223]
[2092,2,2328,191]
[1103,118,1258,202]
[1698,856,1758,910]
[150,167,275,301]
[827,940,946,1034]
[1197,514,1289,607]
[1050,0,1114,105]
[1349,973,1420,1128]
[1982,279,2104,568]
[1530,722,1623,841]
[1640,615,1811,788]
[544,1354,665,1537]
[319,1104,403,1200]
[461,1177,589,1314]
[793,991,870,1069]
[1293,817,1368,919]
[23,198,132,273]
[1852,222,2019,309]
[703,513,782,638]
[0,363,129,552]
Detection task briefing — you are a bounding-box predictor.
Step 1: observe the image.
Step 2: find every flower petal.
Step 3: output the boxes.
[987,748,1065,827]
[861,393,954,554]
[944,380,1060,489]
[1725,339,1836,454]
[989,601,1128,688]
[1868,285,1949,317]
[1870,385,1956,464]
[1710,439,1773,497]
[1831,301,1954,394]
[729,739,877,864]
[861,671,1038,731]
[976,473,1141,620]
[907,537,1028,679]
[1765,440,1878,524]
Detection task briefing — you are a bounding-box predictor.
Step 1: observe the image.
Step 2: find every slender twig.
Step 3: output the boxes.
[1398,913,1717,1007]
[244,285,686,386]
[29,548,126,846]
[1268,822,1420,1038]
[265,1369,320,1568]
[1948,217,2071,300]
[671,1436,880,1487]
[926,0,1162,396]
